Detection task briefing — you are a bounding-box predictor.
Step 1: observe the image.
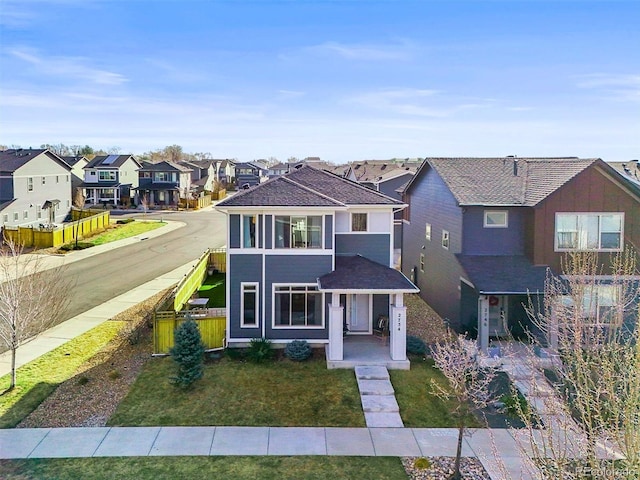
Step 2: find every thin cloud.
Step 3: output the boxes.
[303,41,413,61]
[576,73,640,102]
[9,47,128,85]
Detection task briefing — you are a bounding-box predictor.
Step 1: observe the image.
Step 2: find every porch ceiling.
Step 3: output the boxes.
[318,255,419,293]
[457,254,548,294]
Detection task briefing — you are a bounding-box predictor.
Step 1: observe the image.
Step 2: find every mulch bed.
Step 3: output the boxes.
[403,457,491,479]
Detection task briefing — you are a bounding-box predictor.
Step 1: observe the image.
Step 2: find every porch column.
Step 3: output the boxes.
[328,292,343,361]
[478,296,490,353]
[390,293,407,361]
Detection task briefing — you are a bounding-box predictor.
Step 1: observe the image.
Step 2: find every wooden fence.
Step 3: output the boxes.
[178,194,212,210]
[153,310,226,354]
[2,210,110,248]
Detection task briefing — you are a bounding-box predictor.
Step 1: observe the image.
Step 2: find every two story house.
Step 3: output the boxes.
[0,148,72,227]
[216,165,418,369]
[402,157,640,351]
[82,154,141,206]
[138,161,193,207]
[180,159,216,193]
[234,162,268,188]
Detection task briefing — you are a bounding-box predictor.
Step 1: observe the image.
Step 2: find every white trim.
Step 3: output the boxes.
[271,283,325,330]
[272,214,325,250]
[554,212,624,252]
[425,223,431,241]
[460,276,475,289]
[319,288,419,294]
[442,229,450,250]
[350,212,368,232]
[240,213,258,249]
[483,210,508,228]
[345,293,373,335]
[240,282,259,328]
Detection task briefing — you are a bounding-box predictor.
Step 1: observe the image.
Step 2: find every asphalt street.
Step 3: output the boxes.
[60,207,227,320]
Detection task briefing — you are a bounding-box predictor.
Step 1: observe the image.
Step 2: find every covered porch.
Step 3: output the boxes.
[319,255,419,370]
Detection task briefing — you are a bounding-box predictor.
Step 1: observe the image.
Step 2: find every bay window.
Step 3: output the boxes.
[274,285,323,327]
[555,213,623,251]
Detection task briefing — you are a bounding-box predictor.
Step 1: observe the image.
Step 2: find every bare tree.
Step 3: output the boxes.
[515,249,640,479]
[0,240,70,391]
[430,333,499,480]
[73,189,86,249]
[140,194,150,217]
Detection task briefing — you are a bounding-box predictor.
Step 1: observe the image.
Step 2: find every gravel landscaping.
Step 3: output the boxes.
[402,457,491,480]
[405,294,450,344]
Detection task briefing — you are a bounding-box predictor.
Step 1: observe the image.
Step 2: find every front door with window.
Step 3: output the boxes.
[488,295,508,337]
[347,294,370,333]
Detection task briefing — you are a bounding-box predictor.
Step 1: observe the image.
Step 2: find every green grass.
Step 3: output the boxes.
[0,321,124,428]
[108,356,364,427]
[390,357,482,428]
[196,273,225,307]
[87,221,165,246]
[0,457,407,480]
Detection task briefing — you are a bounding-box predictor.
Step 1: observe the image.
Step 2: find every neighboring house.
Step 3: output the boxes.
[267,162,293,178]
[608,159,640,187]
[138,161,193,207]
[401,157,640,351]
[0,148,72,227]
[234,162,268,188]
[216,159,236,185]
[216,165,418,369]
[180,159,216,193]
[61,155,89,203]
[82,154,141,206]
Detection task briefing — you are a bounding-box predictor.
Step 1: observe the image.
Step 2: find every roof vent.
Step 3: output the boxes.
[513,158,519,176]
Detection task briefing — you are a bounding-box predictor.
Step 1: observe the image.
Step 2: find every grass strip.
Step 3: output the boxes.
[0,321,124,428]
[0,456,408,480]
[87,221,165,246]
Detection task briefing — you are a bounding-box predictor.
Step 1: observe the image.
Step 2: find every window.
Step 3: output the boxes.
[351,213,368,232]
[155,172,169,182]
[242,215,257,248]
[425,223,431,241]
[484,210,508,228]
[2,214,7,223]
[560,285,621,326]
[23,210,28,219]
[42,176,46,185]
[142,171,151,178]
[275,215,322,248]
[66,200,70,208]
[27,177,33,192]
[66,175,69,182]
[241,283,258,327]
[37,206,42,219]
[555,213,623,251]
[274,285,323,327]
[99,171,116,181]
[442,230,450,250]
[13,212,18,221]
[420,254,425,272]
[56,175,59,183]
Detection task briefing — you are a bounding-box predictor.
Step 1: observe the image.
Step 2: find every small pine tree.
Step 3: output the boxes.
[170,317,205,389]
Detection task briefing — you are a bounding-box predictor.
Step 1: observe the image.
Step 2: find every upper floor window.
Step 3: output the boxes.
[555,213,623,251]
[484,210,508,228]
[27,177,33,192]
[56,175,59,183]
[2,214,8,223]
[420,253,425,272]
[275,215,322,248]
[425,223,431,241]
[141,171,151,178]
[42,176,46,185]
[155,172,169,182]
[99,171,116,181]
[442,230,450,250]
[351,213,368,232]
[242,214,256,248]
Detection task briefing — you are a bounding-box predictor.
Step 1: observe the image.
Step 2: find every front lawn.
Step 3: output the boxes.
[0,457,407,480]
[108,356,365,427]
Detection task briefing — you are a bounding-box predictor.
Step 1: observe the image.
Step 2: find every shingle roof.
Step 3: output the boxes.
[61,156,88,167]
[217,165,403,208]
[140,160,192,172]
[85,154,140,169]
[457,255,548,294]
[0,149,71,172]
[318,255,419,291]
[351,160,418,184]
[410,157,599,206]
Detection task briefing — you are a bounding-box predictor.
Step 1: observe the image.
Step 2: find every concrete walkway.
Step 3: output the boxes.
[356,366,404,428]
[0,426,532,478]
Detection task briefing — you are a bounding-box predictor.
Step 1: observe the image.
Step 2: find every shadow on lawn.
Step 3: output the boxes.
[0,382,57,428]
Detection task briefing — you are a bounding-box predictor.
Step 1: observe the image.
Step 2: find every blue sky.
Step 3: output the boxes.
[1,0,638,163]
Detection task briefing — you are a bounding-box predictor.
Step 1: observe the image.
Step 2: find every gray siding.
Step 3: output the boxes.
[402,166,466,329]
[229,214,240,248]
[228,254,262,338]
[265,215,272,249]
[325,214,333,249]
[264,254,332,340]
[335,233,390,266]
[462,207,524,255]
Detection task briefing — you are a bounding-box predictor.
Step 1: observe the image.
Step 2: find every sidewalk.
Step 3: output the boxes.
[0,426,531,479]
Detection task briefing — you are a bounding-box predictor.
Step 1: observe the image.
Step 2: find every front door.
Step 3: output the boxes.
[488,295,508,337]
[348,294,370,333]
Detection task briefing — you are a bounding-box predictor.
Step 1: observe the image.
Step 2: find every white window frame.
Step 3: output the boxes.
[27,177,33,192]
[240,282,259,328]
[442,230,450,250]
[420,253,425,272]
[98,170,116,181]
[241,214,257,249]
[351,212,368,232]
[559,284,622,326]
[484,210,508,228]
[23,210,28,219]
[425,223,431,241]
[272,283,324,329]
[273,215,323,249]
[13,212,18,221]
[2,214,8,223]
[555,212,624,252]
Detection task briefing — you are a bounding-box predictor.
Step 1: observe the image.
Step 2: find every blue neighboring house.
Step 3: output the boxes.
[216,165,418,369]
[401,157,640,351]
